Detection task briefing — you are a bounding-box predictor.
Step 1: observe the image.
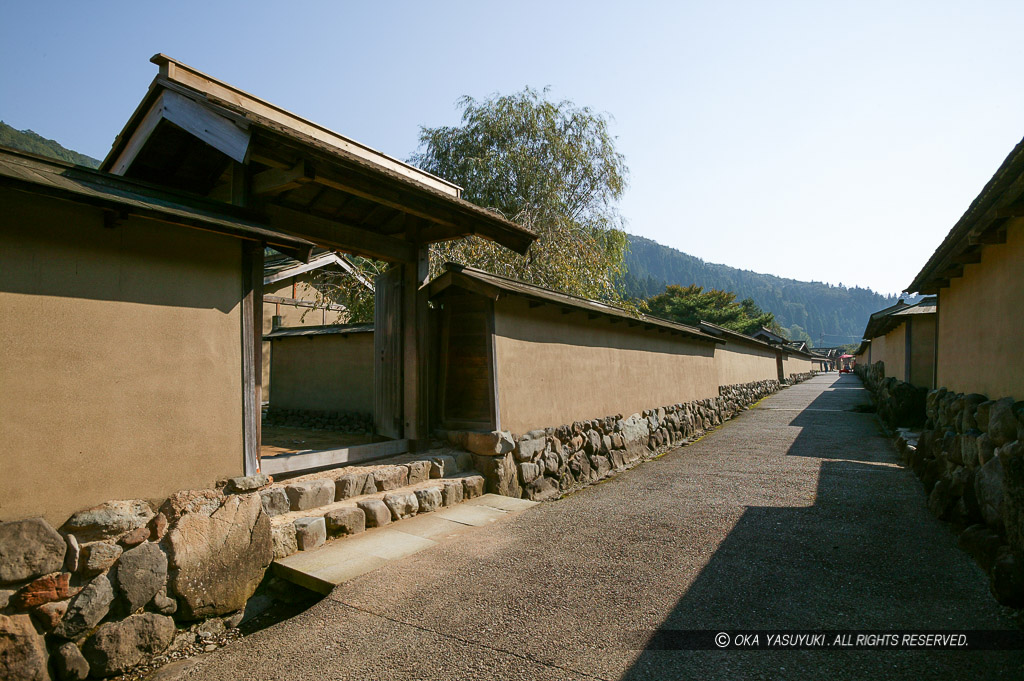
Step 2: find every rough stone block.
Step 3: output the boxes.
[373,466,409,492]
[405,461,432,485]
[465,430,515,456]
[150,587,177,615]
[441,480,464,506]
[55,573,114,639]
[414,487,443,514]
[325,508,366,537]
[430,455,458,478]
[975,455,1005,529]
[82,612,175,677]
[356,499,391,528]
[989,398,1019,446]
[518,462,540,484]
[225,474,270,494]
[461,476,485,499]
[0,517,68,584]
[62,500,155,543]
[335,473,370,500]
[64,534,81,574]
[159,490,223,524]
[259,488,290,517]
[0,614,49,681]
[271,523,298,560]
[164,494,272,620]
[472,453,521,498]
[285,480,336,511]
[11,571,77,610]
[31,598,68,631]
[117,542,168,613]
[54,640,90,680]
[515,437,546,462]
[454,451,474,472]
[384,492,419,521]
[523,476,560,502]
[79,542,122,578]
[293,518,327,551]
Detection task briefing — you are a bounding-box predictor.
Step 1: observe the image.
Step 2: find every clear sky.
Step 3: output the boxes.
[3,1,1023,295]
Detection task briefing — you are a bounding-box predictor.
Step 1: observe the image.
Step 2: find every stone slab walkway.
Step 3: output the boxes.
[157,374,1023,681]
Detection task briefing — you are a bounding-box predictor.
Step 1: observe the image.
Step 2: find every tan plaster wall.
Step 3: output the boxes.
[879,324,907,382]
[937,219,1024,400]
[870,333,886,367]
[908,315,936,389]
[493,297,719,435]
[268,333,374,413]
[783,354,813,377]
[261,274,346,399]
[0,189,245,525]
[714,342,780,386]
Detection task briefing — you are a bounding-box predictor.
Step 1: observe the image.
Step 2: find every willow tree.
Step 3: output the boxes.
[410,87,630,302]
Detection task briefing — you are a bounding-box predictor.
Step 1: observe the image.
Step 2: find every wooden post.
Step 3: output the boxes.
[402,245,430,449]
[233,162,262,475]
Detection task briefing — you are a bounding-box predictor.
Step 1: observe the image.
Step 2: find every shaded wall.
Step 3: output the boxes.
[937,219,1024,399]
[713,341,780,387]
[908,315,936,389]
[0,189,244,525]
[879,324,907,382]
[268,332,374,413]
[782,354,813,378]
[493,297,719,435]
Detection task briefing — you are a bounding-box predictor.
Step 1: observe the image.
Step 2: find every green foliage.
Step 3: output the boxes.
[410,87,631,303]
[0,121,100,167]
[622,234,902,345]
[644,284,776,335]
[308,256,384,324]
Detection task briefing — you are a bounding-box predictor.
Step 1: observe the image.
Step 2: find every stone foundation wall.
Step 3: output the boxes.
[785,371,815,385]
[0,476,277,680]
[858,370,1024,607]
[451,380,781,502]
[262,407,373,433]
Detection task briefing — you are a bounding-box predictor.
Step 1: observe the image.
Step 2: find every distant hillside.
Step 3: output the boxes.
[0,121,100,168]
[622,235,901,346]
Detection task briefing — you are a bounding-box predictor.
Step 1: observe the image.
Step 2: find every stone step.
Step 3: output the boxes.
[272,494,537,594]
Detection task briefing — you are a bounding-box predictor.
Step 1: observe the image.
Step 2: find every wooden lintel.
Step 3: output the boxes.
[941,265,964,279]
[251,160,314,196]
[264,204,415,263]
[261,439,410,476]
[951,249,982,265]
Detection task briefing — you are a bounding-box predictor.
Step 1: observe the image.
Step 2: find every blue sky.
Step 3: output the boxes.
[3,1,1023,295]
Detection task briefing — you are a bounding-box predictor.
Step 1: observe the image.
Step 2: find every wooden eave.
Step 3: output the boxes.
[696,320,778,351]
[909,136,1024,294]
[101,56,537,262]
[0,146,314,260]
[429,263,723,345]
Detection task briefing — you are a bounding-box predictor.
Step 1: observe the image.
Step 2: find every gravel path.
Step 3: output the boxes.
[164,374,1023,680]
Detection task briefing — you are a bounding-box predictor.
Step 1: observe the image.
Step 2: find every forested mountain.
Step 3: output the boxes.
[622,235,902,346]
[0,121,100,168]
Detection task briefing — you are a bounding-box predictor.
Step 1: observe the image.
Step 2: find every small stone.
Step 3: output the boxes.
[55,573,114,640]
[285,480,336,511]
[325,508,365,536]
[465,430,515,456]
[0,614,49,681]
[414,487,443,514]
[197,617,225,638]
[54,640,90,680]
[0,589,13,609]
[11,571,77,609]
[988,397,1019,446]
[523,476,560,501]
[120,525,150,548]
[430,455,458,478]
[150,587,177,615]
[383,492,419,521]
[79,542,122,577]
[405,461,431,485]
[62,499,155,543]
[356,500,391,528]
[518,462,540,484]
[204,643,218,652]
[82,612,175,677]
[148,513,169,542]
[64,534,81,573]
[31,598,69,631]
[117,542,168,613]
[271,523,298,560]
[514,437,546,462]
[372,466,409,491]
[293,517,327,551]
[159,490,224,524]
[225,474,270,494]
[334,474,370,500]
[975,456,1005,529]
[0,517,67,584]
[462,475,485,499]
[441,480,464,506]
[259,488,290,517]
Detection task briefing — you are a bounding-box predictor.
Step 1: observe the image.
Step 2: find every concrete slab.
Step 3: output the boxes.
[468,494,539,512]
[273,493,540,593]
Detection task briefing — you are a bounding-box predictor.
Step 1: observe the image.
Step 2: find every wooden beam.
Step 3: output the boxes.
[263,204,415,263]
[528,300,544,309]
[241,241,262,476]
[587,312,600,320]
[402,245,431,449]
[561,307,573,315]
[968,227,1007,246]
[951,249,982,265]
[251,160,315,196]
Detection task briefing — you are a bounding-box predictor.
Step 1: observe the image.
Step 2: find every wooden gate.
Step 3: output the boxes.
[374,266,404,438]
